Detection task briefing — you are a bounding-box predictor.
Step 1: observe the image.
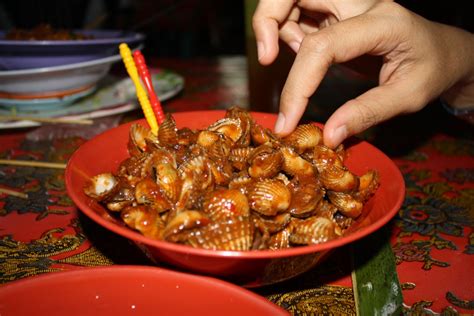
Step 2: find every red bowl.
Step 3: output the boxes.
[0,266,288,316]
[65,110,405,287]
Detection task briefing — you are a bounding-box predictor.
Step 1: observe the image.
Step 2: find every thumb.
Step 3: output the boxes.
[323,80,427,148]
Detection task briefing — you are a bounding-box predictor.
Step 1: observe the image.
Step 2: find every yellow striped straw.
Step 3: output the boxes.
[119,43,159,135]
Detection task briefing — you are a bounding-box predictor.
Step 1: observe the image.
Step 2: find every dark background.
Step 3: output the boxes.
[0,0,472,58]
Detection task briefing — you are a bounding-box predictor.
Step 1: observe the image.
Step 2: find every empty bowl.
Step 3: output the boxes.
[0,266,288,316]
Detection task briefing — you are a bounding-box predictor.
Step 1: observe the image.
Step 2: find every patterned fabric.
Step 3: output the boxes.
[0,57,472,315]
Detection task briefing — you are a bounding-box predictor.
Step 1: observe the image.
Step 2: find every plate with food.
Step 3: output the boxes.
[65,107,405,286]
[0,25,144,70]
[0,69,184,129]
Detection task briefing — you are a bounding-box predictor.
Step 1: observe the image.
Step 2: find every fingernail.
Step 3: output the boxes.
[274,112,286,134]
[332,125,348,146]
[288,41,300,53]
[257,41,266,61]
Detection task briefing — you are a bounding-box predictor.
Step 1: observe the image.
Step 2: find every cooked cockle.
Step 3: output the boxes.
[247,179,291,216]
[250,122,279,146]
[207,117,243,143]
[202,188,250,221]
[121,205,166,240]
[247,144,283,179]
[228,175,254,195]
[128,124,156,155]
[289,216,341,245]
[283,124,323,154]
[134,178,172,213]
[327,191,364,218]
[280,146,315,177]
[185,216,254,251]
[354,169,380,202]
[225,106,252,146]
[83,173,118,201]
[229,147,254,171]
[157,113,179,147]
[287,176,325,218]
[163,210,210,242]
[84,107,379,251]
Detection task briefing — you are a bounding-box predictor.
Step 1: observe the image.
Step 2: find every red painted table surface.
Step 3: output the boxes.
[0,56,472,315]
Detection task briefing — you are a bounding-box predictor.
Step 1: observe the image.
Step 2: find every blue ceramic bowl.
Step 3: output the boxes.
[0,30,144,70]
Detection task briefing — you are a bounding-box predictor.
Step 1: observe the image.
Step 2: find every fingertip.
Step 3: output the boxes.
[274,105,305,137]
[258,37,280,65]
[288,40,301,53]
[257,41,267,63]
[323,124,347,148]
[274,111,299,137]
[274,112,286,134]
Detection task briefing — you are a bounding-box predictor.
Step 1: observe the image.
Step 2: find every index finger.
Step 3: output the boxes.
[277,8,399,136]
[252,0,295,65]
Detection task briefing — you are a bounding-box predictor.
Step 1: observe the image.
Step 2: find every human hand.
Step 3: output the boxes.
[255,2,474,147]
[252,0,386,65]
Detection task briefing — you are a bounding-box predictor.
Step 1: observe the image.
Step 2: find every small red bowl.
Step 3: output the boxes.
[0,266,288,316]
[65,111,405,287]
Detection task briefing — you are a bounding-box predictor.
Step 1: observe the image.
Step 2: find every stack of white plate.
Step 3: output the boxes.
[0,30,144,110]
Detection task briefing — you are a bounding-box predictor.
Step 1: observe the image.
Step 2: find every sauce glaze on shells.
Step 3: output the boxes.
[84,107,380,251]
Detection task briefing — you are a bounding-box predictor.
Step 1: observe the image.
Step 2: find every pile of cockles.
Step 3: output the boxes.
[84,107,379,251]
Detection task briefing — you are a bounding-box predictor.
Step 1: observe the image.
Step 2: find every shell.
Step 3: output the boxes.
[283,124,323,153]
[177,127,198,146]
[158,113,179,147]
[128,124,156,155]
[121,205,166,240]
[140,147,177,179]
[253,213,291,234]
[225,106,253,146]
[196,130,220,148]
[163,210,210,242]
[117,152,150,178]
[275,172,290,185]
[83,173,118,201]
[333,212,354,231]
[104,179,135,212]
[312,144,344,173]
[229,147,254,171]
[155,161,181,203]
[248,144,283,179]
[289,216,339,245]
[228,175,255,195]
[319,164,359,192]
[248,179,291,216]
[287,179,324,218]
[202,188,250,221]
[186,216,253,251]
[327,191,363,218]
[206,133,233,161]
[267,226,292,250]
[208,159,233,186]
[207,118,242,143]
[335,144,346,162]
[313,199,338,219]
[354,170,380,202]
[280,146,315,176]
[250,123,279,146]
[177,156,214,211]
[134,178,172,213]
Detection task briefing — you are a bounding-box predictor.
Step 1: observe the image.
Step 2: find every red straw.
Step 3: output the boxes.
[132,50,165,124]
